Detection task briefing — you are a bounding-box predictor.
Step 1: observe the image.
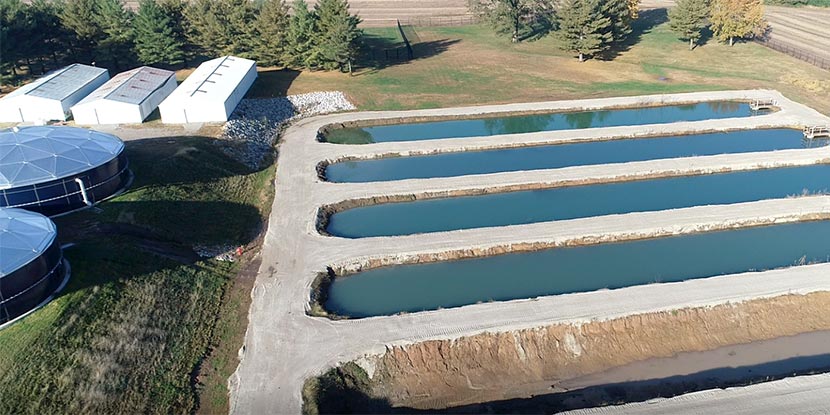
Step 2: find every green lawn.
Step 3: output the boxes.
[0,137,274,414]
[273,17,829,115]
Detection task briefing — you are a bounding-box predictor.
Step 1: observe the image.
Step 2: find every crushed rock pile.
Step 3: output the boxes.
[220,91,356,168]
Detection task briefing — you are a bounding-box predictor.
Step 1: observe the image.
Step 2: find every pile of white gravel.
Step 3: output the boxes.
[220,91,355,168]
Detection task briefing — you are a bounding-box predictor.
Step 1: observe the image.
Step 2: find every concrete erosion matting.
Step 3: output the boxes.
[229,90,830,414]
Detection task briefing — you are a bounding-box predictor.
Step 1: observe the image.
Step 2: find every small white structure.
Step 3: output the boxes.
[0,64,109,123]
[71,66,177,125]
[159,56,257,124]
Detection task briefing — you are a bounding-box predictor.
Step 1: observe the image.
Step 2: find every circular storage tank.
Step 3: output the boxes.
[0,126,130,216]
[0,208,67,326]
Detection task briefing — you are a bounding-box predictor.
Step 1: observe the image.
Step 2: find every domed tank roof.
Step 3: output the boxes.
[0,208,58,277]
[0,126,124,190]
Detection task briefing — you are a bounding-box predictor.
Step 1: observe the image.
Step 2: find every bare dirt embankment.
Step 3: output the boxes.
[352,292,830,410]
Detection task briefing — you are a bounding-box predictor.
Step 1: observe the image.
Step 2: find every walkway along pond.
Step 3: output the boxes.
[325,129,815,182]
[323,220,830,317]
[325,164,830,238]
[323,102,765,144]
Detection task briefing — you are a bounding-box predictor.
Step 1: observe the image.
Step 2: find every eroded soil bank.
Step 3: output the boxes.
[307,292,830,412]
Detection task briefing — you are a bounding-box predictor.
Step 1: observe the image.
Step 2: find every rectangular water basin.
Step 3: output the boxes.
[324,102,766,144]
[325,164,830,238]
[326,129,816,183]
[323,220,830,317]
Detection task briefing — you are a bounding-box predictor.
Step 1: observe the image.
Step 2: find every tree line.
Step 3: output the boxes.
[471,0,768,60]
[469,0,639,61]
[670,0,766,50]
[0,0,362,84]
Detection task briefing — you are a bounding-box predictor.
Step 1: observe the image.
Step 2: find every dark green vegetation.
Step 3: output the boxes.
[0,0,361,84]
[0,137,274,414]
[302,363,389,415]
[133,0,186,66]
[668,0,711,50]
[470,0,635,60]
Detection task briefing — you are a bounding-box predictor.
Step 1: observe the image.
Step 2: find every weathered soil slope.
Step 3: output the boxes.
[364,292,830,409]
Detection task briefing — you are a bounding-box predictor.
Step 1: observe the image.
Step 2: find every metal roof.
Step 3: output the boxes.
[75,66,175,106]
[162,56,255,104]
[0,208,57,277]
[4,64,108,102]
[0,126,125,190]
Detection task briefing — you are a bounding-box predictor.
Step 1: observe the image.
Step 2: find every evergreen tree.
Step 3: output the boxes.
[61,0,103,63]
[256,0,290,66]
[557,0,612,62]
[601,0,632,47]
[668,0,710,50]
[285,0,318,68]
[134,0,184,66]
[27,0,72,73]
[184,0,231,55]
[157,0,192,64]
[710,0,766,46]
[183,0,258,57]
[94,0,136,70]
[224,0,259,58]
[469,0,555,43]
[313,0,362,72]
[0,0,28,78]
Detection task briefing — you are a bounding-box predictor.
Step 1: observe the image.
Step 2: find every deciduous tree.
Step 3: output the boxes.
[710,0,766,46]
[669,0,710,50]
[469,0,555,43]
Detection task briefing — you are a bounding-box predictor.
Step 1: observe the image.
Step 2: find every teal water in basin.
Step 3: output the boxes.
[326,129,817,183]
[326,164,830,238]
[325,102,763,144]
[325,220,830,317]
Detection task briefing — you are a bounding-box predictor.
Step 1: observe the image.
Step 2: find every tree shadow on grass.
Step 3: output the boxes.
[356,30,460,73]
[602,8,670,60]
[246,68,302,99]
[122,135,273,189]
[53,199,264,295]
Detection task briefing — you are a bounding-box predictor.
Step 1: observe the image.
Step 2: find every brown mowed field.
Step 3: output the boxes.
[765,6,830,64]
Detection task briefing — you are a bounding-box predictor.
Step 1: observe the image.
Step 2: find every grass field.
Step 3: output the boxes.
[255,11,830,115]
[0,137,274,414]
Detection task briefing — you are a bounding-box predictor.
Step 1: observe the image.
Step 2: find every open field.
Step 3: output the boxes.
[641,0,830,68]
[305,0,473,27]
[765,6,830,66]
[0,136,274,414]
[266,17,830,115]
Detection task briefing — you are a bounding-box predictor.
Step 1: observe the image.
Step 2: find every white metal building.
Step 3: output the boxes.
[70,66,177,125]
[158,56,257,124]
[0,64,109,123]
